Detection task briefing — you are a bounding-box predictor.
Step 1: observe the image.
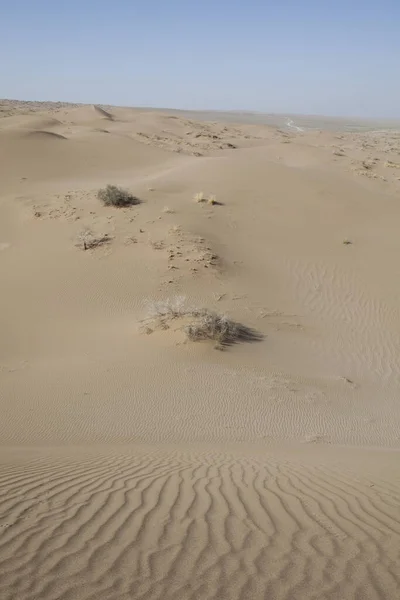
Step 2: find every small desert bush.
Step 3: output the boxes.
[145,298,262,349]
[98,185,140,207]
[185,309,261,348]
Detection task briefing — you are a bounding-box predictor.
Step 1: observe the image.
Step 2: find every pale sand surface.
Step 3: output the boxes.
[1,99,400,599]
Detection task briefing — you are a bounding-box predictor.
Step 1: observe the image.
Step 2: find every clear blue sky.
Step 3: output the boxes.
[1,0,399,118]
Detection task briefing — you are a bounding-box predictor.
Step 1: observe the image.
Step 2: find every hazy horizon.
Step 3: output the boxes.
[4,98,400,132]
[1,0,400,119]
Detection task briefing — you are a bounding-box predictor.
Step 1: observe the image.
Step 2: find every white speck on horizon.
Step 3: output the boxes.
[286,118,304,132]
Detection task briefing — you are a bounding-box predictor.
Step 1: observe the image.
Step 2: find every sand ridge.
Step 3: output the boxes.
[1,99,400,599]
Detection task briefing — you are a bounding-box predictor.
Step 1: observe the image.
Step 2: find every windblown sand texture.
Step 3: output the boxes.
[1,99,400,600]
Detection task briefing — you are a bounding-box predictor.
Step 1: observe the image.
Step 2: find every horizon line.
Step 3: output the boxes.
[2,97,400,123]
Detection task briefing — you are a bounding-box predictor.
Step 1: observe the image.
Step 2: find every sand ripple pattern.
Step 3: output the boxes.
[289,259,400,386]
[1,450,399,600]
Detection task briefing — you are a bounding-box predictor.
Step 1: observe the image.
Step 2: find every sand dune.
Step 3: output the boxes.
[1,128,182,193]
[1,99,400,599]
[0,114,63,131]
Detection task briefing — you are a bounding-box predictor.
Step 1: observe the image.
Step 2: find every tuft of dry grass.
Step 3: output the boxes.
[194,192,206,203]
[98,185,141,207]
[185,308,262,349]
[145,298,262,349]
[148,296,187,320]
[76,228,113,250]
[193,192,221,206]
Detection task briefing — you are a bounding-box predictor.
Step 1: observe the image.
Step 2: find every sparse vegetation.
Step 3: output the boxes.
[148,296,187,320]
[98,185,140,207]
[194,192,206,203]
[194,192,220,205]
[76,229,112,250]
[145,297,262,349]
[184,310,242,348]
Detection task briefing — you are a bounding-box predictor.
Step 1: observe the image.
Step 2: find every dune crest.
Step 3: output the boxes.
[93,104,114,119]
[56,104,115,124]
[25,129,68,140]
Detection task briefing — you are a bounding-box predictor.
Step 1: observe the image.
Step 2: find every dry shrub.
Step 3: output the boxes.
[77,228,112,250]
[194,192,221,206]
[194,192,206,203]
[98,185,140,207]
[148,296,187,320]
[185,308,262,349]
[145,298,262,349]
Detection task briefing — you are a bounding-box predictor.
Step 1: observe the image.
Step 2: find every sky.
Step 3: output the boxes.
[1,0,400,118]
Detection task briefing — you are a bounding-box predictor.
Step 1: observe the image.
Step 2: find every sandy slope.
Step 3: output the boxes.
[1,100,400,599]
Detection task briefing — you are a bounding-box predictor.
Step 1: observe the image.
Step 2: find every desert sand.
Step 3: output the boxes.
[1,99,400,599]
